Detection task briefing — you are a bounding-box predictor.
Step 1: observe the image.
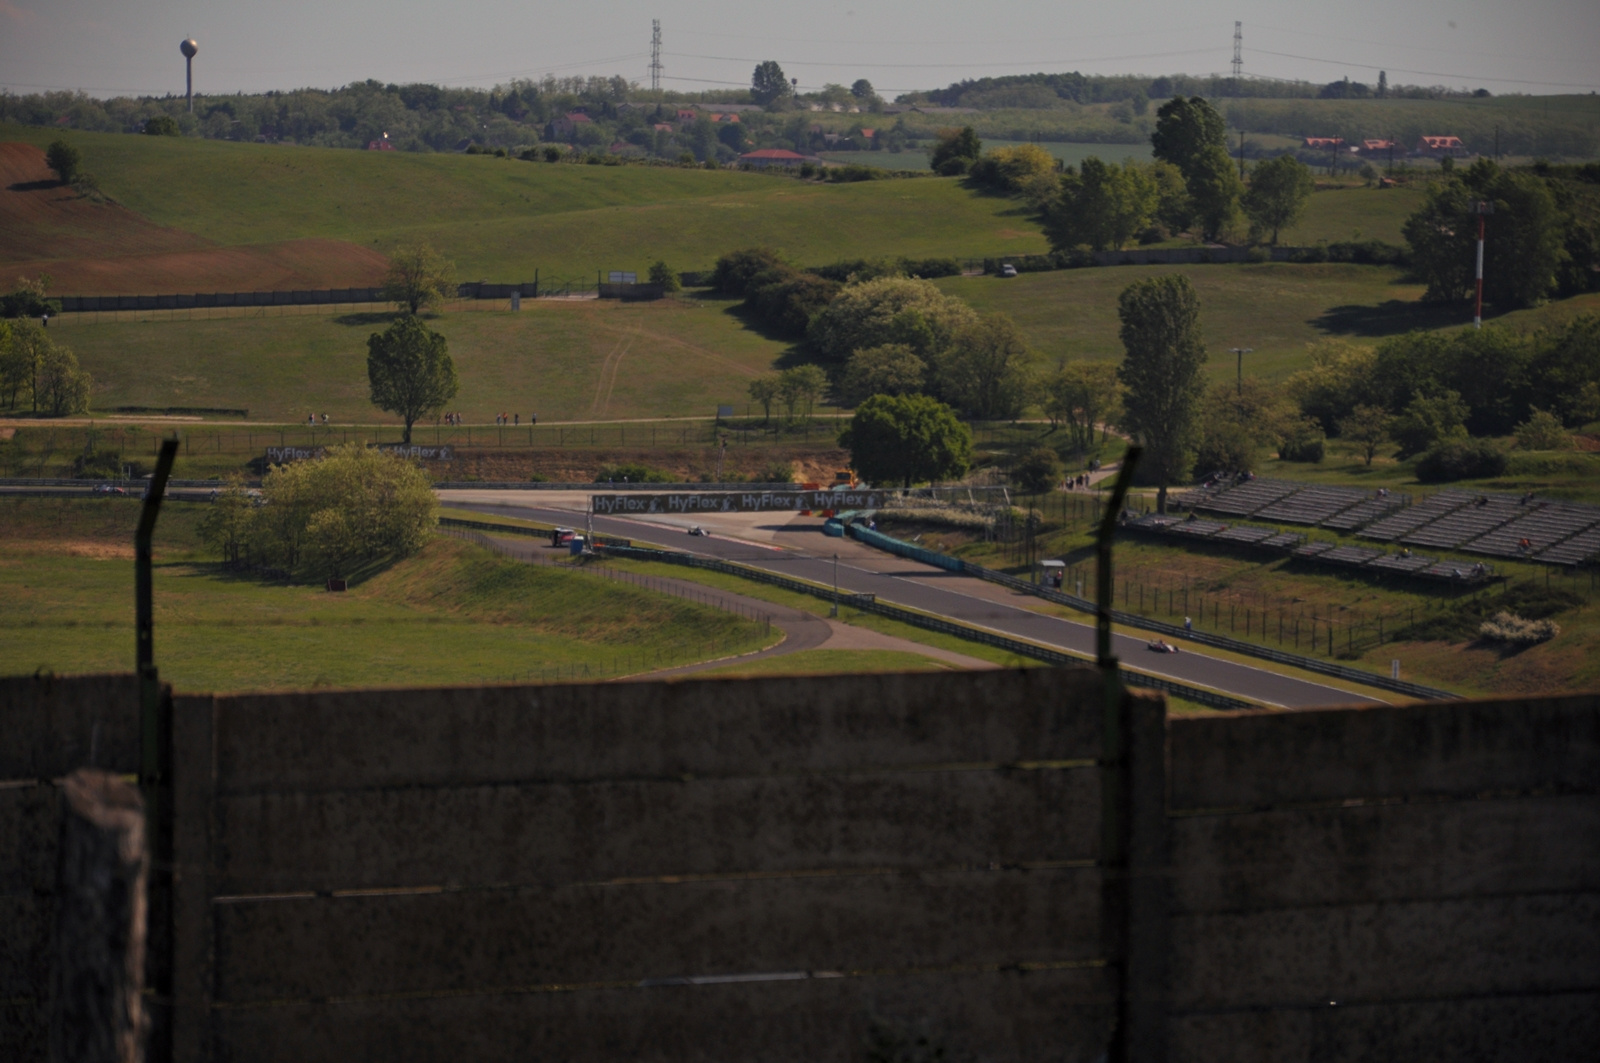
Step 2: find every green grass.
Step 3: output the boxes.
[4,123,1049,277]
[700,648,952,676]
[1284,185,1427,245]
[48,295,793,424]
[937,264,1600,384]
[0,496,774,692]
[821,140,1155,173]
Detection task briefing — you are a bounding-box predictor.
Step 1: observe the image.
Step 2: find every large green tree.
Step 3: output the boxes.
[839,394,972,488]
[1044,361,1122,452]
[366,316,459,443]
[839,344,927,406]
[1046,157,1157,252]
[1150,96,1240,240]
[934,314,1034,420]
[1242,154,1314,244]
[45,140,81,184]
[1115,275,1208,512]
[751,61,791,105]
[382,243,457,315]
[35,342,91,416]
[1402,160,1569,309]
[808,276,977,364]
[929,126,982,176]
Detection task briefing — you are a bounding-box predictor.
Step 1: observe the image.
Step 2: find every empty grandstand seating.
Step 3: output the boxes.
[1293,542,1336,559]
[1368,553,1436,574]
[1402,495,1525,550]
[1538,525,1600,566]
[1420,561,1493,582]
[1169,519,1228,538]
[1322,494,1407,531]
[1321,545,1385,567]
[1465,502,1600,560]
[1213,525,1277,544]
[1188,478,1299,516]
[1253,485,1381,526]
[1260,532,1306,550]
[1360,491,1474,541]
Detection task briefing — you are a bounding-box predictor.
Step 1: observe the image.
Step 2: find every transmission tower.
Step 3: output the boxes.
[1231,22,1243,86]
[650,19,663,93]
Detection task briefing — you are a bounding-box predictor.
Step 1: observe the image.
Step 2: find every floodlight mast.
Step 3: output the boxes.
[1473,200,1494,329]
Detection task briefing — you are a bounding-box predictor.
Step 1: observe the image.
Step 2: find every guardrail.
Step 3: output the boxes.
[598,543,1250,710]
[437,516,631,548]
[845,524,1458,702]
[433,481,803,491]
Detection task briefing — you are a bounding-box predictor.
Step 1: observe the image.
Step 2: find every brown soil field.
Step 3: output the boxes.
[1,141,386,294]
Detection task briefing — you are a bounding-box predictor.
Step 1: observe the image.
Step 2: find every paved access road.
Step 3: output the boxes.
[442,495,1378,709]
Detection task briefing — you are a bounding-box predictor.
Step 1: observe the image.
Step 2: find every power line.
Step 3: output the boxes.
[661,47,1220,71]
[1250,47,1600,90]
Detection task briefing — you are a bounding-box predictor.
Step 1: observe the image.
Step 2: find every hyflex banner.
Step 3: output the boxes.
[591,491,885,515]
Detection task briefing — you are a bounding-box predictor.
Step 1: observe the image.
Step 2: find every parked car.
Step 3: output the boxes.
[999,264,1018,278]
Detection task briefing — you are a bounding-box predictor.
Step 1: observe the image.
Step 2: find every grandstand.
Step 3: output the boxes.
[1368,552,1437,575]
[1358,490,1600,565]
[1181,477,1404,529]
[1359,492,1473,541]
[1464,502,1600,560]
[1400,494,1526,551]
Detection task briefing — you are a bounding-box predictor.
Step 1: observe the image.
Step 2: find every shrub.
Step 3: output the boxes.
[595,462,672,483]
[1010,446,1062,494]
[1278,433,1326,463]
[72,449,122,479]
[1414,438,1509,482]
[1478,611,1560,645]
[142,115,179,136]
[756,461,795,484]
[542,146,562,162]
[647,260,681,293]
[898,257,961,279]
[711,247,786,297]
[744,267,840,336]
[826,165,884,183]
[1514,408,1572,450]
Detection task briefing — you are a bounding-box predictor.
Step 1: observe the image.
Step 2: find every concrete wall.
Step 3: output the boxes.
[3,672,1596,1062]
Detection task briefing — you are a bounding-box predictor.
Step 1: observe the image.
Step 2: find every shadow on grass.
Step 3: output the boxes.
[332,310,403,328]
[1311,299,1490,337]
[165,552,402,590]
[7,179,61,193]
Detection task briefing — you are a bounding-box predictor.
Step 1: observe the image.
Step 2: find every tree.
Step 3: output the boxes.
[808,276,977,364]
[1045,362,1122,452]
[1011,446,1062,494]
[1389,389,1469,458]
[648,260,680,292]
[1046,157,1157,252]
[935,314,1034,420]
[751,61,791,106]
[1192,378,1300,476]
[839,394,972,488]
[748,375,780,423]
[968,143,1056,195]
[1514,408,1571,450]
[1150,96,1240,240]
[1285,340,1381,434]
[366,316,459,443]
[929,126,982,176]
[779,364,827,421]
[35,342,91,416]
[1,320,52,412]
[712,247,786,296]
[1338,405,1391,465]
[198,477,258,565]
[1115,275,1208,512]
[840,344,927,405]
[382,243,457,315]
[850,79,876,100]
[1242,154,1313,244]
[143,115,180,136]
[246,445,437,576]
[45,140,81,184]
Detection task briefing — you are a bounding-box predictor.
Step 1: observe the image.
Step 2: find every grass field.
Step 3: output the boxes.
[0,496,774,692]
[938,264,1600,383]
[2,124,1050,284]
[700,648,952,677]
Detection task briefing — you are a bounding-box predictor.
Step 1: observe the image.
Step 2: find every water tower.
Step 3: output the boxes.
[180,38,198,112]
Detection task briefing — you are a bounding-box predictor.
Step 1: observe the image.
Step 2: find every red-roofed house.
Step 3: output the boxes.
[739,148,817,169]
[1416,135,1468,157]
[549,112,594,140]
[1303,137,1345,150]
[1360,139,1397,154]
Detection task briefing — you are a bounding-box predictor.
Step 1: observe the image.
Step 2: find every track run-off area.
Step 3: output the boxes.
[439,489,1389,709]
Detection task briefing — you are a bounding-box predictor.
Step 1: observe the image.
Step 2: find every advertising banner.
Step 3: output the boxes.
[591,490,885,515]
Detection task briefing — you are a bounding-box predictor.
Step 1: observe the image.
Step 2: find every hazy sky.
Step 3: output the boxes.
[2,0,1596,99]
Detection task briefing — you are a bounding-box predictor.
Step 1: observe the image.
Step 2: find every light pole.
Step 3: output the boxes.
[1229,347,1253,397]
[1472,200,1494,329]
[831,554,839,617]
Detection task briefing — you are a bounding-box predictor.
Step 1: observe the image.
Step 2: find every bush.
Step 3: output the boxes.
[1514,408,1572,450]
[1392,582,1581,642]
[744,266,841,336]
[542,146,562,162]
[648,260,681,293]
[1414,438,1509,482]
[711,247,786,297]
[1010,446,1062,494]
[1278,433,1326,463]
[143,115,180,136]
[756,461,795,484]
[72,449,122,479]
[1324,240,1409,266]
[595,462,672,483]
[1478,611,1560,645]
[826,165,884,183]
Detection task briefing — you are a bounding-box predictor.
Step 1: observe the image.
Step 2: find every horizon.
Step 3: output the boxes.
[2,0,1597,101]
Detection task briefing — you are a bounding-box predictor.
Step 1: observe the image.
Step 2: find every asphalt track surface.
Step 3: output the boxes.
[452,500,1378,709]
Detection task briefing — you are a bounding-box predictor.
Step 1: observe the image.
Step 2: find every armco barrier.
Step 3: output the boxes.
[438,516,630,547]
[599,544,1250,710]
[847,524,1458,702]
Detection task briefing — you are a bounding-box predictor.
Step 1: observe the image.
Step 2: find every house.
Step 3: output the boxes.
[652,123,674,133]
[676,109,698,125]
[739,148,817,169]
[1302,137,1345,150]
[549,112,594,141]
[707,113,741,124]
[1360,139,1397,154]
[1416,135,1468,157]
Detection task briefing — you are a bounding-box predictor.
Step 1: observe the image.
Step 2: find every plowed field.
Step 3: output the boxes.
[1,141,386,294]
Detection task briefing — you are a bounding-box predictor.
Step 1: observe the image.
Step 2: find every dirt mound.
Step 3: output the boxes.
[10,238,390,295]
[1,141,388,294]
[0,141,208,264]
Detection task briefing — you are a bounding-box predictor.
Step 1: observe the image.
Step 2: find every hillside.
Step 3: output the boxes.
[1,124,1050,291]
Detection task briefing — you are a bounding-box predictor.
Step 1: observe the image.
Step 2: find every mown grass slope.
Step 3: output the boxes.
[2,123,1050,280]
[0,496,773,691]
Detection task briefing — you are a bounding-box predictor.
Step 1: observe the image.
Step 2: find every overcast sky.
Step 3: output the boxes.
[2,0,1596,99]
